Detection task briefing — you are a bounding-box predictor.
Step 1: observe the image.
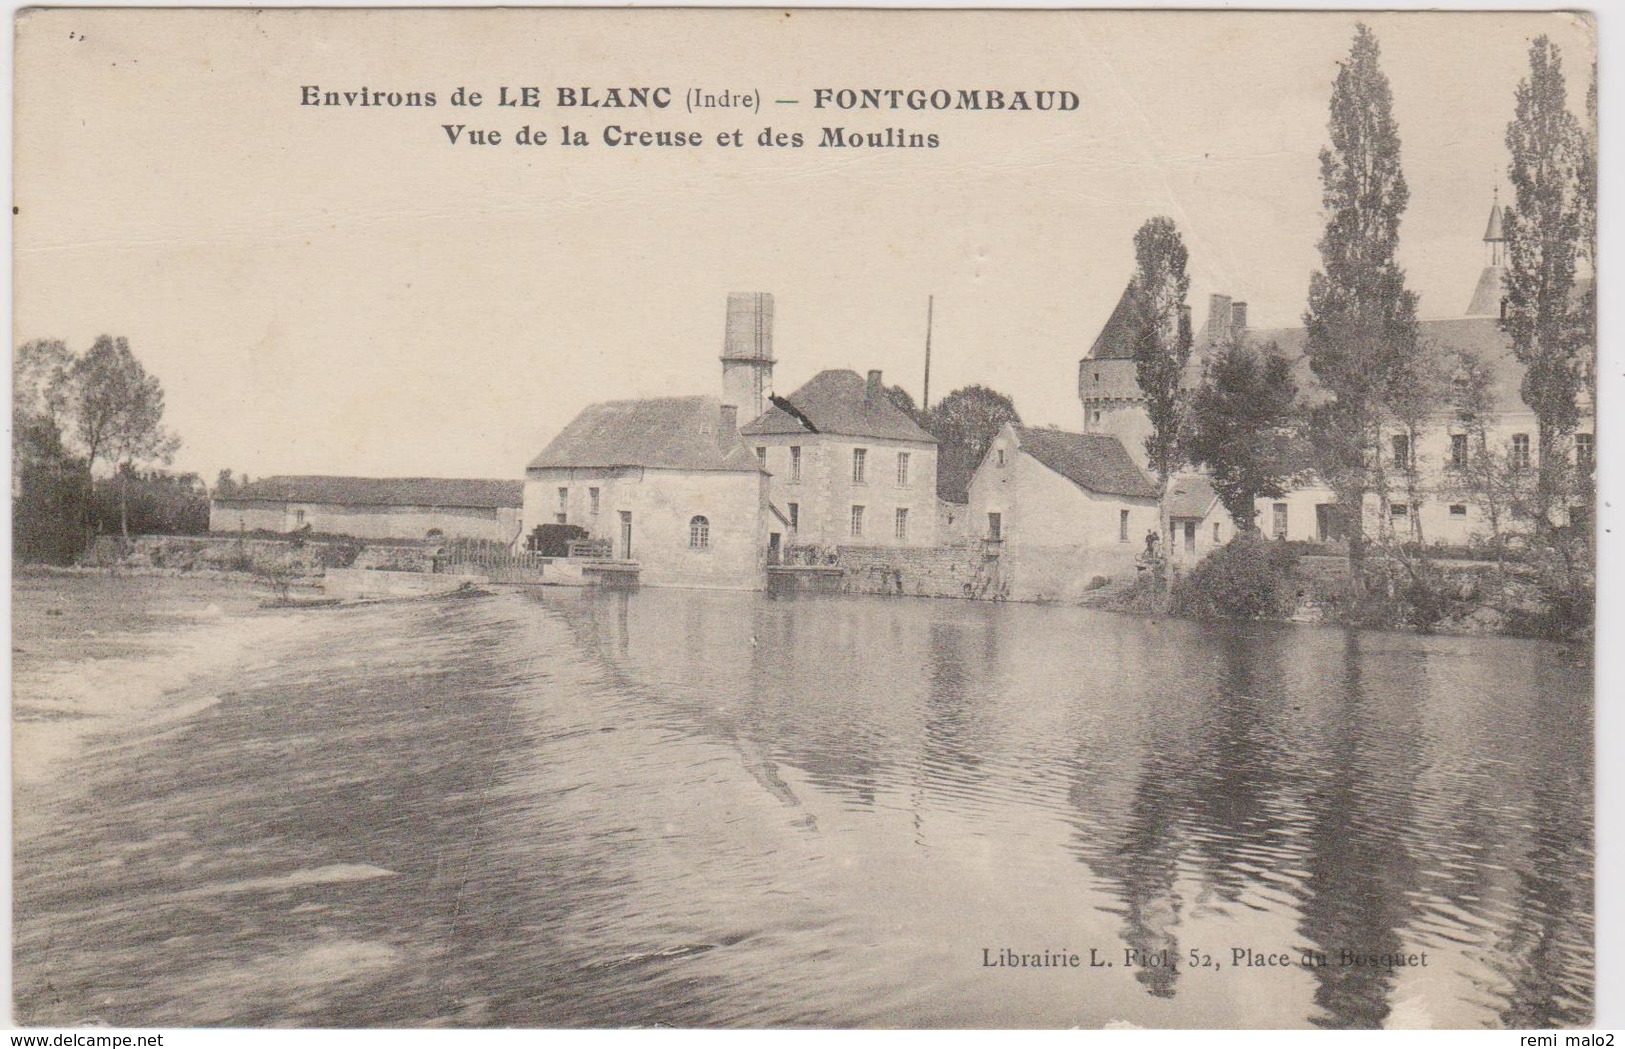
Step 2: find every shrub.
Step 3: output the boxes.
[1171,534,1299,620]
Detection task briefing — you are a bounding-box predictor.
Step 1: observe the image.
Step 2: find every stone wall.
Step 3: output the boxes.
[82,534,430,576]
[835,541,1007,600]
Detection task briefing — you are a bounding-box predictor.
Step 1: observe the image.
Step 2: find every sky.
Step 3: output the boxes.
[13,8,1597,482]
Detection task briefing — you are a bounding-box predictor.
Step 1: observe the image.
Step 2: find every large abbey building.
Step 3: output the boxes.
[1079,197,1595,547]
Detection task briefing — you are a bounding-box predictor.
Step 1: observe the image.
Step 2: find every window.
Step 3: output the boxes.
[1119,509,1129,543]
[1091,410,1102,425]
[852,448,867,483]
[787,502,799,531]
[589,487,600,514]
[1391,503,1408,518]
[689,515,710,550]
[896,452,910,487]
[1450,433,1468,469]
[1213,521,1221,542]
[1577,432,1594,470]
[757,446,768,469]
[294,509,306,526]
[1449,504,1468,517]
[988,512,1002,541]
[850,505,865,537]
[1512,433,1530,469]
[1093,371,1100,382]
[790,446,802,482]
[555,487,568,526]
[1272,502,1288,539]
[895,508,909,540]
[1391,434,1409,469]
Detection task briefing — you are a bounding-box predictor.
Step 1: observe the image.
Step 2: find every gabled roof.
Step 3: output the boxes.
[1087,280,1147,361]
[1012,425,1160,500]
[1237,316,1529,415]
[227,476,522,509]
[741,369,935,444]
[1165,473,1220,519]
[528,395,763,473]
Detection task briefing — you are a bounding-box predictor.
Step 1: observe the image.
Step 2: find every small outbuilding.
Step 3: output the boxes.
[208,475,523,542]
[966,423,1160,600]
[1163,473,1233,564]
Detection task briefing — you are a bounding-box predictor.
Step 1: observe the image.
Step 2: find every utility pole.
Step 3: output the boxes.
[922,295,934,413]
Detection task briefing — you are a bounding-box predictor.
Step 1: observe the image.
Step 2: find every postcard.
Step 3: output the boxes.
[10,7,1599,1031]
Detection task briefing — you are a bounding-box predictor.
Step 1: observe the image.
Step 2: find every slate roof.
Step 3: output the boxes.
[1087,281,1148,361]
[528,395,763,473]
[1013,426,1160,500]
[1465,266,1506,317]
[1165,474,1220,519]
[741,369,935,444]
[1234,316,1532,415]
[225,476,523,509]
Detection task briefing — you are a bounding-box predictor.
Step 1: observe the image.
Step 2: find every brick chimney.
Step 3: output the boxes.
[866,369,883,405]
[1230,301,1248,339]
[721,293,776,421]
[1206,294,1232,341]
[719,403,738,437]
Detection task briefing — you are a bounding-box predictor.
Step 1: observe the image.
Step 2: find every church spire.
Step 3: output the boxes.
[1466,189,1507,317]
[1482,187,1505,266]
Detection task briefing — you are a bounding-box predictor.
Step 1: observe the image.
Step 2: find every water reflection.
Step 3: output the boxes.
[1293,632,1422,1028]
[14,581,1593,1028]
[556,592,1591,1027]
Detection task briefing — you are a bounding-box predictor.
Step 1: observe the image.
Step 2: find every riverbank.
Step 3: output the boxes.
[51,528,1593,644]
[1081,544,1593,643]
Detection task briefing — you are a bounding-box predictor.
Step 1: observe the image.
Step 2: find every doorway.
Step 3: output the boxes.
[768,532,782,565]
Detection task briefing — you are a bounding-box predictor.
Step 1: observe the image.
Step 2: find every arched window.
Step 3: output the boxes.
[689,515,710,550]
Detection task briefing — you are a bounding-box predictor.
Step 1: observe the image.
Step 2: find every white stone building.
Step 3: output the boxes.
[1078,197,1595,547]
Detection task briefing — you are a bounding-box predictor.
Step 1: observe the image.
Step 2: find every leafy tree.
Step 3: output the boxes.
[1128,217,1194,486]
[65,335,180,538]
[13,339,85,563]
[1181,341,1301,530]
[883,384,922,425]
[1303,24,1421,587]
[1441,351,1526,566]
[1379,337,1449,546]
[924,384,1021,502]
[1503,36,1589,529]
[215,468,239,498]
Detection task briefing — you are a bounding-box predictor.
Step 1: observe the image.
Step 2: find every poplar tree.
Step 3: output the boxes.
[1302,24,1420,585]
[1181,341,1301,530]
[1503,36,1589,528]
[1129,216,1194,487]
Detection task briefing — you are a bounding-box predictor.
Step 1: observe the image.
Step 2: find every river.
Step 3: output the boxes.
[11,574,1594,1028]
